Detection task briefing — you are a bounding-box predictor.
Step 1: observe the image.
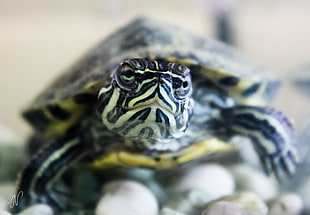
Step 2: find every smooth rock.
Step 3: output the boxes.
[0,198,6,211]
[0,184,16,210]
[159,208,187,215]
[165,188,211,214]
[230,164,278,200]
[171,164,235,201]
[95,180,158,215]
[268,193,303,215]
[98,168,166,204]
[209,192,268,215]
[18,204,54,215]
[202,201,260,215]
[0,210,12,215]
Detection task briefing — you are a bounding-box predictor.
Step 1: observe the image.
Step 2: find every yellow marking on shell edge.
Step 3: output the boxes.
[42,100,86,138]
[176,138,234,164]
[42,80,105,138]
[87,138,235,170]
[203,68,266,106]
[166,57,268,106]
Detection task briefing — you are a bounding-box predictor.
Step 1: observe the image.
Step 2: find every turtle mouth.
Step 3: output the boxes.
[125,100,176,115]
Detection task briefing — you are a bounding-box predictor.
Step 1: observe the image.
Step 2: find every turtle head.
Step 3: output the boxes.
[98,58,193,144]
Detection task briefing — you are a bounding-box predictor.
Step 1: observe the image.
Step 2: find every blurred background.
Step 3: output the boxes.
[0,0,310,139]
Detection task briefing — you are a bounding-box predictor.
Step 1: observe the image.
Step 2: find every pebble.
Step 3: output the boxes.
[207,192,268,215]
[98,168,166,204]
[0,210,12,215]
[159,208,187,215]
[17,204,54,215]
[230,164,278,200]
[165,188,212,214]
[95,180,158,215]
[268,193,303,215]
[0,183,16,210]
[171,164,235,201]
[202,201,261,215]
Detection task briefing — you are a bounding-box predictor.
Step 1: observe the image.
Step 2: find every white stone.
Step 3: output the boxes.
[18,204,54,215]
[0,197,6,211]
[0,184,16,210]
[96,180,158,215]
[171,164,235,201]
[0,210,12,215]
[159,208,187,215]
[230,164,278,201]
[268,193,303,215]
[165,189,211,214]
[213,192,268,215]
[202,201,260,215]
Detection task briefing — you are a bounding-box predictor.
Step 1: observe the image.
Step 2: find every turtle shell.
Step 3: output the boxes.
[23,17,279,138]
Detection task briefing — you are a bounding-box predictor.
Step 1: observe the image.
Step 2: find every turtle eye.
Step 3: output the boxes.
[115,63,137,90]
[120,66,135,84]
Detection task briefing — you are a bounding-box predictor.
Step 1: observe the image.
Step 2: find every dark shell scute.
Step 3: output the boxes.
[47,105,71,120]
[119,26,173,51]
[23,109,50,132]
[242,83,261,97]
[73,93,96,104]
[218,76,240,86]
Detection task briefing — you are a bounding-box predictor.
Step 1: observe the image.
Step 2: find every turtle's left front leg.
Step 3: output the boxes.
[215,105,298,179]
[13,133,90,213]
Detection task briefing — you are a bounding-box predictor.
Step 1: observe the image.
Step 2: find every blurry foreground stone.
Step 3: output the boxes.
[230,164,278,201]
[165,189,211,214]
[0,210,12,215]
[17,204,53,215]
[95,180,158,215]
[159,208,187,215]
[268,193,303,215]
[0,183,15,211]
[205,192,268,215]
[202,201,261,215]
[170,164,235,201]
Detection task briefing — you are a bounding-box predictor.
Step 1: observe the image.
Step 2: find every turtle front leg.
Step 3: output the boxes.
[216,105,298,179]
[12,134,89,213]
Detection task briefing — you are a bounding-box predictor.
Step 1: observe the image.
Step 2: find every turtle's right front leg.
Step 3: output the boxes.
[12,134,89,213]
[216,105,299,179]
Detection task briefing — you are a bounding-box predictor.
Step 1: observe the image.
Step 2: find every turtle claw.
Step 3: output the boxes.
[261,147,299,181]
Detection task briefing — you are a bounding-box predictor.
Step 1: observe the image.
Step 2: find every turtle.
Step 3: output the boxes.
[14,17,298,212]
